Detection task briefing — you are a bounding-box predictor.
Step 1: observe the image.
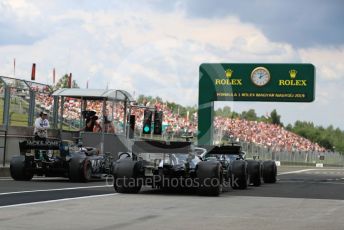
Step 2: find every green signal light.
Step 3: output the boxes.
[144,125,150,133]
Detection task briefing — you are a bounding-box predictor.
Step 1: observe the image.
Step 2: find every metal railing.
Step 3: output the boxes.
[213,128,344,166]
[0,129,7,167]
[239,141,344,167]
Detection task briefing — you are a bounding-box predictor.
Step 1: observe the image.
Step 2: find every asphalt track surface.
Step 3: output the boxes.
[0,166,344,230]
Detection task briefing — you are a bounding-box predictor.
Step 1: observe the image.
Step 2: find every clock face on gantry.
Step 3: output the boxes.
[250,67,271,87]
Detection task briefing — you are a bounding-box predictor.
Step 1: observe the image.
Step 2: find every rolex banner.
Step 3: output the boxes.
[199,63,315,102]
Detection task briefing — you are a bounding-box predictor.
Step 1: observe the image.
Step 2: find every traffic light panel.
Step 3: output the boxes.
[129,115,135,139]
[142,110,152,134]
[154,111,163,135]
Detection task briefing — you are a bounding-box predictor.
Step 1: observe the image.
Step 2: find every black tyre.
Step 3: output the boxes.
[10,156,34,181]
[231,160,248,189]
[69,157,92,182]
[262,160,277,183]
[82,158,92,182]
[113,158,142,193]
[196,161,222,196]
[246,160,262,186]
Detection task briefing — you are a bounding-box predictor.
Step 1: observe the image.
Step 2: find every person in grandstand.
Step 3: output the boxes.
[34,111,50,141]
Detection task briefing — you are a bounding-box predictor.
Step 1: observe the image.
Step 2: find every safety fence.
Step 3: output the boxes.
[0,76,54,128]
[213,128,344,166]
[239,141,344,167]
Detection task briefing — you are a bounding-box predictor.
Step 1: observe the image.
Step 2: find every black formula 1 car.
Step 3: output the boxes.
[10,138,115,182]
[113,140,198,194]
[112,140,277,196]
[197,144,277,189]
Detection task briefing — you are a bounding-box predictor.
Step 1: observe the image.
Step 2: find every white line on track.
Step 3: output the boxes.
[0,177,67,181]
[0,193,118,209]
[278,168,344,176]
[0,185,113,196]
[278,169,315,175]
[0,178,12,181]
[280,180,344,185]
[318,169,344,170]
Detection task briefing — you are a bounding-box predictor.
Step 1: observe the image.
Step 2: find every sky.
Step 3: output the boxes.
[0,0,343,129]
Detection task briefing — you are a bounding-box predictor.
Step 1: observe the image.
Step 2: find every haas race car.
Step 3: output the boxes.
[112,140,277,196]
[10,138,115,182]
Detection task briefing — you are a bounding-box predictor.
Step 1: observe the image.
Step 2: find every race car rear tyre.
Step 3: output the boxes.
[196,161,222,196]
[10,156,34,181]
[262,160,277,183]
[82,158,92,182]
[69,157,92,182]
[113,158,142,193]
[231,160,248,189]
[246,160,262,186]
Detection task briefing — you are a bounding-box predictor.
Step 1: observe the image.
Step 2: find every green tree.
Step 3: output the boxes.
[54,74,79,90]
[270,109,282,126]
[289,121,344,153]
[285,124,293,131]
[222,106,231,116]
[241,109,257,121]
[215,106,231,117]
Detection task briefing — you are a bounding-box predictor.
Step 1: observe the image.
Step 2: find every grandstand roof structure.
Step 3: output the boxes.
[52,88,134,102]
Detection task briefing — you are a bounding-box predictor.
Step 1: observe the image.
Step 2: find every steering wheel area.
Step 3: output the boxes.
[118,152,131,159]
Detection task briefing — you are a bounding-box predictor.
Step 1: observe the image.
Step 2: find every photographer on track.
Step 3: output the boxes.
[82,110,101,132]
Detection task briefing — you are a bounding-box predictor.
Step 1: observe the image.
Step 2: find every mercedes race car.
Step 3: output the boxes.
[112,140,277,196]
[113,140,198,194]
[10,138,115,182]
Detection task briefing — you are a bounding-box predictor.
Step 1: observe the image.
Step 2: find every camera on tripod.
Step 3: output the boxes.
[82,110,98,121]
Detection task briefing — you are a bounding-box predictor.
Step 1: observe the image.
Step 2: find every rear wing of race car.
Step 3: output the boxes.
[197,145,242,158]
[132,140,192,154]
[19,139,62,154]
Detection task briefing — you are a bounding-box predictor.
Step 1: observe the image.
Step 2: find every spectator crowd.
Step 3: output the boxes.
[33,94,326,153]
[214,117,325,152]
